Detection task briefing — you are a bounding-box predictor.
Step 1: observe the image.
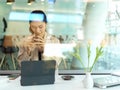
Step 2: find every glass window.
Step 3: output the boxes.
[0,0,120,74]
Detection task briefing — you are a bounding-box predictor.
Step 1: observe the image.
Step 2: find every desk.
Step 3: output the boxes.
[0,75,120,90]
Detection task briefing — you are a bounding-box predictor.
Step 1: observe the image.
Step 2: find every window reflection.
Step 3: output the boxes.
[0,0,120,73]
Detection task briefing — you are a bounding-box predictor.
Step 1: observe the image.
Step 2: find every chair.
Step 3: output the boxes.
[0,39,3,47]
[0,38,4,66]
[0,35,18,70]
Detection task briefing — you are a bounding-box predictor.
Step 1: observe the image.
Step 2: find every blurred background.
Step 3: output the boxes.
[0,0,120,73]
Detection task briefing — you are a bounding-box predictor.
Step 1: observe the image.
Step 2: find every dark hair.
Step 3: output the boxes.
[29,10,47,23]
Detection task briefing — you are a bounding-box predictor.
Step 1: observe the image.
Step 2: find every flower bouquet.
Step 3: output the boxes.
[70,40,106,72]
[70,40,106,88]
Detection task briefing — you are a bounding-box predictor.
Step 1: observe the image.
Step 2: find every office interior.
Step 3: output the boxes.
[0,0,120,74]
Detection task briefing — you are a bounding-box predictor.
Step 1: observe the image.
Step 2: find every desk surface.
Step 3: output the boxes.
[0,75,120,90]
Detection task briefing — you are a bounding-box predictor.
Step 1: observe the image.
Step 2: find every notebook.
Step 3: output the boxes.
[20,60,56,86]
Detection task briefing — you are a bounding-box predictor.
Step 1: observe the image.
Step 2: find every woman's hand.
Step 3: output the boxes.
[33,35,45,53]
[21,35,45,54]
[22,36,36,55]
[32,35,45,46]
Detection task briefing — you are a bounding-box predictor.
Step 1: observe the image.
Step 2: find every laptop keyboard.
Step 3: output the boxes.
[94,75,120,89]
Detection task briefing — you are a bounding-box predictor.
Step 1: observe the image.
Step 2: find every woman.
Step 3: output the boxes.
[13,10,60,66]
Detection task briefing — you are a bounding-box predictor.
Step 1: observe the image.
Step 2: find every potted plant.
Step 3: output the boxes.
[70,40,106,88]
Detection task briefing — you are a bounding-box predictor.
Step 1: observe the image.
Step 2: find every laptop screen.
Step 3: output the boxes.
[21,60,56,86]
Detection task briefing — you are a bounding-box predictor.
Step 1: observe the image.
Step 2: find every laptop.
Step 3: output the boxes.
[20,60,56,86]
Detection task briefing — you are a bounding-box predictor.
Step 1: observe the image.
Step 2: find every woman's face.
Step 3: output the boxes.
[30,21,46,37]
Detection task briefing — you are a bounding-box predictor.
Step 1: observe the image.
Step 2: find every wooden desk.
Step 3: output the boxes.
[0,75,120,90]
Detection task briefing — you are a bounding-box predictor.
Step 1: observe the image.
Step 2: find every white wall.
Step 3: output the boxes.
[6,21,30,35]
